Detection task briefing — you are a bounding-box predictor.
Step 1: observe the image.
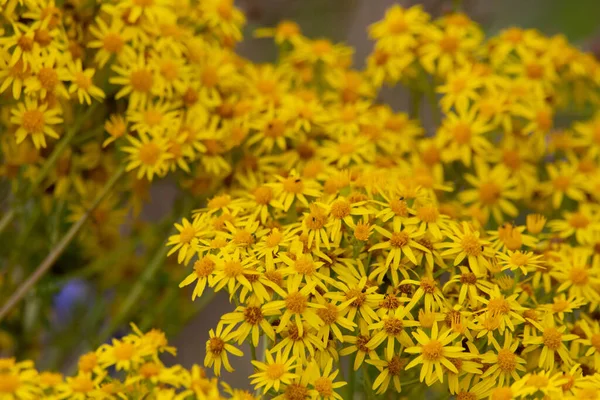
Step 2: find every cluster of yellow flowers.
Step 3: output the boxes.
[0,324,254,399]
[3,0,600,398]
[161,4,600,400]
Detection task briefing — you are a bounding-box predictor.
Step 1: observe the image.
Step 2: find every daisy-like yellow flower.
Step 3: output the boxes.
[402,276,447,312]
[368,4,429,51]
[250,350,297,393]
[339,325,380,371]
[220,298,277,346]
[308,359,346,400]
[419,23,481,77]
[542,294,587,321]
[87,16,130,67]
[63,59,105,105]
[548,205,600,245]
[369,224,429,270]
[110,49,157,110]
[477,287,525,333]
[542,161,586,209]
[269,173,322,211]
[0,358,40,400]
[404,321,466,384]
[443,267,493,307]
[437,63,483,113]
[497,250,544,275]
[459,161,520,224]
[481,333,526,386]
[263,275,324,336]
[197,0,246,41]
[97,337,141,371]
[552,248,600,303]
[441,221,492,274]
[204,324,243,376]
[103,114,128,147]
[367,307,418,359]
[211,248,259,296]
[437,106,493,167]
[10,98,63,149]
[579,320,600,370]
[178,256,215,300]
[523,320,579,370]
[366,353,406,394]
[167,217,203,264]
[254,20,302,44]
[122,133,172,181]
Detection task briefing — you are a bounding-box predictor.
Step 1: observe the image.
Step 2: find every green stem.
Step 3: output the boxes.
[0,164,125,322]
[347,354,356,399]
[0,209,15,234]
[409,88,421,120]
[0,104,99,236]
[424,80,441,127]
[362,365,375,400]
[250,342,257,361]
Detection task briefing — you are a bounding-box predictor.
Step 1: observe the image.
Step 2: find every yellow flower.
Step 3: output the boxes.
[97,337,141,371]
[460,161,520,224]
[122,133,172,180]
[254,20,302,44]
[250,350,297,393]
[220,298,277,346]
[308,359,346,400]
[548,205,600,245]
[263,274,324,337]
[103,114,128,147]
[367,306,418,359]
[441,221,492,275]
[110,49,157,110]
[366,353,406,394]
[552,248,600,303]
[10,98,63,149]
[204,324,243,376]
[63,59,105,105]
[0,358,40,399]
[481,333,526,386]
[368,4,429,51]
[437,106,493,166]
[369,224,429,272]
[523,320,579,370]
[404,321,466,384]
[197,0,246,41]
[88,16,130,67]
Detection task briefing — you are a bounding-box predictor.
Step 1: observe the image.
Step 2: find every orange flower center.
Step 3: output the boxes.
[22,109,45,133]
[285,292,307,313]
[103,33,124,53]
[130,69,153,93]
[542,327,562,350]
[422,340,444,361]
[138,142,160,165]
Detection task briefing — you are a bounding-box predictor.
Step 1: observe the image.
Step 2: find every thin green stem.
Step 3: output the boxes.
[250,342,257,361]
[0,104,99,236]
[347,354,356,399]
[0,209,15,234]
[0,164,125,322]
[362,365,375,400]
[409,88,421,120]
[425,79,441,127]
